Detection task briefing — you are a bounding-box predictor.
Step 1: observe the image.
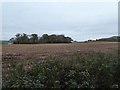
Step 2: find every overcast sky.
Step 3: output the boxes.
[1,2,118,41]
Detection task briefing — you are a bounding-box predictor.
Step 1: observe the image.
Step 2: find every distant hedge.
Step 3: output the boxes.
[9,33,73,44]
[96,36,120,42]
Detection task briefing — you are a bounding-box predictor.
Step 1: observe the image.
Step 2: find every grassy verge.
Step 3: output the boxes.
[2,51,120,89]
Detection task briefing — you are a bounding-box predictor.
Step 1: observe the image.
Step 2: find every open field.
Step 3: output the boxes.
[2,42,119,61]
[2,42,120,88]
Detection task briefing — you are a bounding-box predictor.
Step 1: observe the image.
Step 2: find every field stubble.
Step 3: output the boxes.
[2,42,120,88]
[2,42,119,61]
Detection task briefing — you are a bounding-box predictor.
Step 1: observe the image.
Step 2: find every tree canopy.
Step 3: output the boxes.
[10,33,73,44]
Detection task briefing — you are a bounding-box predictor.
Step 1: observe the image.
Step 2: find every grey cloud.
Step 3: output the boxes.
[2,2,118,41]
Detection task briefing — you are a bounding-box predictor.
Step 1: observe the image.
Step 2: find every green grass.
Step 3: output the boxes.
[2,51,120,89]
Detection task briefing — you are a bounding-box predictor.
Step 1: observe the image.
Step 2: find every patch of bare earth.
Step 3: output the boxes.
[2,42,119,61]
[2,42,119,80]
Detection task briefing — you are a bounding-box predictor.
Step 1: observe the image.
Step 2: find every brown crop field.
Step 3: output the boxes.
[2,42,120,88]
[2,42,119,61]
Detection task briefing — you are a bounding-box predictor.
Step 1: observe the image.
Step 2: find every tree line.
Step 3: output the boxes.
[96,36,120,42]
[9,33,73,44]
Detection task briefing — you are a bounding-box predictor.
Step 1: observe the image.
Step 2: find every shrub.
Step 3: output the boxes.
[2,51,119,89]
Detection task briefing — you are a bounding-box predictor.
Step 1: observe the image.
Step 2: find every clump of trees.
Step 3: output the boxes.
[9,33,73,44]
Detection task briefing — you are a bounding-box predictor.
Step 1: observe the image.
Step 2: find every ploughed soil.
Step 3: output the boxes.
[2,42,119,80]
[2,42,119,61]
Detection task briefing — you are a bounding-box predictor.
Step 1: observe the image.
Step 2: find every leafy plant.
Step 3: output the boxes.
[2,51,119,89]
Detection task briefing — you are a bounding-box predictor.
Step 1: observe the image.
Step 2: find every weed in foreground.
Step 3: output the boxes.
[2,51,120,89]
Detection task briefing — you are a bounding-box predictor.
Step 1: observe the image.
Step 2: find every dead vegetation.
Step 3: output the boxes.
[2,42,118,61]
